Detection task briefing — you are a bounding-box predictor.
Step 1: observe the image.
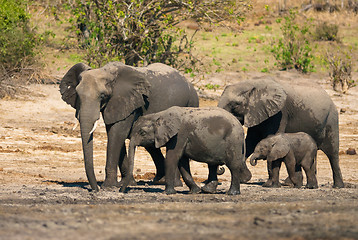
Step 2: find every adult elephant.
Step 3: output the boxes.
[218,77,344,188]
[60,62,199,191]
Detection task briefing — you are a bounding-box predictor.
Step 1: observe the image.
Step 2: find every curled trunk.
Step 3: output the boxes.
[250,156,258,166]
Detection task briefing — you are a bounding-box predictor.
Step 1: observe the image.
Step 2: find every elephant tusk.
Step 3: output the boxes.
[89,121,98,135]
[72,121,79,131]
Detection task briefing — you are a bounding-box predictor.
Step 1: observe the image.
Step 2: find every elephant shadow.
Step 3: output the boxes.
[44,180,92,190]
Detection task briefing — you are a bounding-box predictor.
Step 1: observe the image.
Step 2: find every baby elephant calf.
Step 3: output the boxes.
[120,106,252,195]
[250,132,318,189]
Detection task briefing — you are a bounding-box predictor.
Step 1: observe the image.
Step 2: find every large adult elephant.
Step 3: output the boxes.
[218,77,344,188]
[60,62,199,191]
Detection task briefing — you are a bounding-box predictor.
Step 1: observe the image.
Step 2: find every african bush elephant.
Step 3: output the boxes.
[218,77,344,188]
[60,62,199,191]
[122,106,252,195]
[250,133,318,189]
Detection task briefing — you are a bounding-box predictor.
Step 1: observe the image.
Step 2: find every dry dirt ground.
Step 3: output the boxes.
[0,71,357,240]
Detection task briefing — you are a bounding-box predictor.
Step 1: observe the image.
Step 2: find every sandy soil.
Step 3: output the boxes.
[0,71,357,240]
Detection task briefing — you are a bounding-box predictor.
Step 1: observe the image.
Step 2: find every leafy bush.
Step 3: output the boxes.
[326,48,355,93]
[271,10,314,73]
[315,22,339,42]
[0,0,37,70]
[65,0,250,69]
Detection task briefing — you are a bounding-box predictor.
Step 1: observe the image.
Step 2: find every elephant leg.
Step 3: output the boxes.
[282,165,303,187]
[262,161,274,187]
[301,153,318,189]
[102,116,134,188]
[145,146,165,182]
[117,144,137,187]
[283,153,302,188]
[264,160,282,188]
[201,164,219,194]
[320,133,344,188]
[226,161,241,195]
[164,149,181,195]
[146,146,183,187]
[178,156,201,194]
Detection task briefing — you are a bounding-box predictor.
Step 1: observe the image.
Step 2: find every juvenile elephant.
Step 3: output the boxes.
[218,77,344,188]
[121,106,252,195]
[60,62,199,191]
[250,133,318,189]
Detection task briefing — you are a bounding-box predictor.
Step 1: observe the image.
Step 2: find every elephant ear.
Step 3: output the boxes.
[245,79,287,128]
[103,64,151,125]
[268,135,290,161]
[154,113,181,148]
[59,63,91,108]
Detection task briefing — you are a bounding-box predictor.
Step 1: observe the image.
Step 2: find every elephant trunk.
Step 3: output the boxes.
[250,154,259,166]
[250,157,258,166]
[79,102,101,191]
[80,120,99,191]
[120,137,136,192]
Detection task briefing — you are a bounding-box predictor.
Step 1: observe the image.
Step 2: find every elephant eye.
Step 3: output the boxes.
[139,129,147,136]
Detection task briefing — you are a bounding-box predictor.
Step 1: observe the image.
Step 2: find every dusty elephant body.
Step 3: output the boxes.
[250,133,318,189]
[123,106,252,195]
[218,78,344,188]
[60,62,199,191]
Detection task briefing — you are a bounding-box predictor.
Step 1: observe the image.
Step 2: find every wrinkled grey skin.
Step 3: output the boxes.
[122,106,252,195]
[60,62,198,191]
[218,77,344,188]
[250,133,318,189]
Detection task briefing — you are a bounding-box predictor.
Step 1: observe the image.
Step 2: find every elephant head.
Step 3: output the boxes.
[250,135,290,166]
[218,78,287,128]
[60,62,151,191]
[121,109,182,192]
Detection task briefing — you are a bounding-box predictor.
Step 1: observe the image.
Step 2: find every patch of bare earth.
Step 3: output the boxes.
[0,74,357,239]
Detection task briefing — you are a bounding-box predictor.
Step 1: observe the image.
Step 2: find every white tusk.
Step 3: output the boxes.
[89,121,98,135]
[72,121,79,131]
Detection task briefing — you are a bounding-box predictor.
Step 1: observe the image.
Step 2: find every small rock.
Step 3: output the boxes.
[340,108,347,113]
[346,148,356,155]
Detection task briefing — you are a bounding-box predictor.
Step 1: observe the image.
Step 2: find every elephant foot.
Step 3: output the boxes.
[281,177,294,187]
[333,180,345,188]
[262,179,273,187]
[152,176,183,187]
[201,180,219,194]
[263,180,281,188]
[189,185,201,194]
[227,188,240,195]
[101,179,121,190]
[118,176,137,187]
[305,183,318,189]
[164,188,177,195]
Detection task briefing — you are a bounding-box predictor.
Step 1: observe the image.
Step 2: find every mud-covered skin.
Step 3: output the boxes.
[250,132,318,189]
[218,78,343,188]
[124,106,251,195]
[60,62,199,191]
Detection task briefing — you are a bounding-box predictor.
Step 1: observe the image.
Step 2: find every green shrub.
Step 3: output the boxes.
[271,10,314,73]
[326,48,355,93]
[315,22,339,41]
[0,0,37,70]
[65,0,250,69]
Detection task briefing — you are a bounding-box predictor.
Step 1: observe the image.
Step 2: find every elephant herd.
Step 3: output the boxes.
[60,62,345,195]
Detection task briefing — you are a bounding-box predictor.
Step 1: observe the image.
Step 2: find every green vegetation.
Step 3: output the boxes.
[64,0,249,69]
[270,10,314,73]
[0,0,37,70]
[315,22,339,42]
[326,48,355,93]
